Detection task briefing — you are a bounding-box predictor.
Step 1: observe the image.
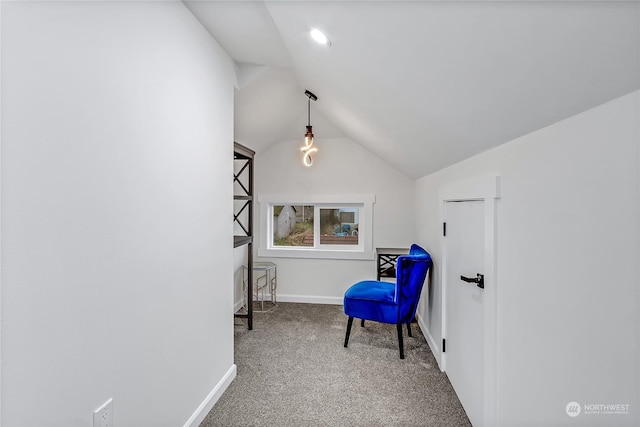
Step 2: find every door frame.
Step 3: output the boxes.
[440,175,500,427]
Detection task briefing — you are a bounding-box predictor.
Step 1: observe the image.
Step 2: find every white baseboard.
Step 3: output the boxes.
[416,314,442,371]
[234,299,244,313]
[183,364,237,427]
[277,294,343,305]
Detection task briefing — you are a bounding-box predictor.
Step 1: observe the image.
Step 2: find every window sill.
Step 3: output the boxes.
[258,247,374,260]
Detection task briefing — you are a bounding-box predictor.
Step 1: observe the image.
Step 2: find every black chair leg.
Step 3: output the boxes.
[407,322,412,337]
[361,319,365,327]
[396,323,405,359]
[344,316,354,347]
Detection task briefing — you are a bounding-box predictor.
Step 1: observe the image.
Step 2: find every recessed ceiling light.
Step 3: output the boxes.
[310,28,330,46]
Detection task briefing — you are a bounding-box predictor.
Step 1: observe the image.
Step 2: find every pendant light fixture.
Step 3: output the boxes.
[301,90,318,167]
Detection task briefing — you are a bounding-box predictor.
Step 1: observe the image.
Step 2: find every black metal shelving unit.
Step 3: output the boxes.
[233,142,255,330]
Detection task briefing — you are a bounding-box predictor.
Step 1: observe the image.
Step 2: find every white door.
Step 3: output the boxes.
[444,200,485,426]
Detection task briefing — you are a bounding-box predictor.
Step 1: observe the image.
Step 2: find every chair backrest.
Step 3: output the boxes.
[395,244,431,323]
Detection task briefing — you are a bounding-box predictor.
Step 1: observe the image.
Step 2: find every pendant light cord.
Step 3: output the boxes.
[305,90,317,127]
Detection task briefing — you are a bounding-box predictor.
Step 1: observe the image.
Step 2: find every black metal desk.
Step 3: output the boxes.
[376,247,409,280]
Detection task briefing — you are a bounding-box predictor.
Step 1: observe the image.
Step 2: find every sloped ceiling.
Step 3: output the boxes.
[184,0,639,179]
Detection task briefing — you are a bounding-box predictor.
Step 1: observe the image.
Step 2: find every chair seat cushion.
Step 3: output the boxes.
[344,280,396,303]
[344,280,398,324]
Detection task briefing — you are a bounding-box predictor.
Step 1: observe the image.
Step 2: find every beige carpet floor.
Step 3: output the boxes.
[200,302,471,427]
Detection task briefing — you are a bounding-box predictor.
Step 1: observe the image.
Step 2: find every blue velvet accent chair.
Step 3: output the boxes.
[343,244,431,359]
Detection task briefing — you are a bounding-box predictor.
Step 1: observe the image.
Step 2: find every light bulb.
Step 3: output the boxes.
[301,126,317,167]
[302,147,317,167]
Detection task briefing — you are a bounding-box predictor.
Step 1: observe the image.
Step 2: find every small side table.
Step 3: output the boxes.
[376,247,409,280]
[243,262,277,311]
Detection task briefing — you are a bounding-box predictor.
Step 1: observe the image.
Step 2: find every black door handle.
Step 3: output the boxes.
[460,273,484,289]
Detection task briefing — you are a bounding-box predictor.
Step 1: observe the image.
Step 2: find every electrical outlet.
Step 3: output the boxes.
[93,398,113,427]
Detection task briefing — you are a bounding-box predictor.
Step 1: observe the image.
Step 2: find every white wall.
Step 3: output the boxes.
[414,91,639,426]
[1,2,235,426]
[253,137,415,302]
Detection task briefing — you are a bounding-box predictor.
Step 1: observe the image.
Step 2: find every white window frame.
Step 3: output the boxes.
[257,194,375,260]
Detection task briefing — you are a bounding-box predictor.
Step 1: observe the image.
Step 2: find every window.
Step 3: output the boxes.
[319,208,359,245]
[258,195,375,260]
[273,206,359,247]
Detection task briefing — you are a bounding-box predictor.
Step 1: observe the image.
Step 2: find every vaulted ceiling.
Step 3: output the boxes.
[184,1,639,179]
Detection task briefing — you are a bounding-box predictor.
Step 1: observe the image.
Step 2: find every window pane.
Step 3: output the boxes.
[273,205,314,246]
[319,208,359,245]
